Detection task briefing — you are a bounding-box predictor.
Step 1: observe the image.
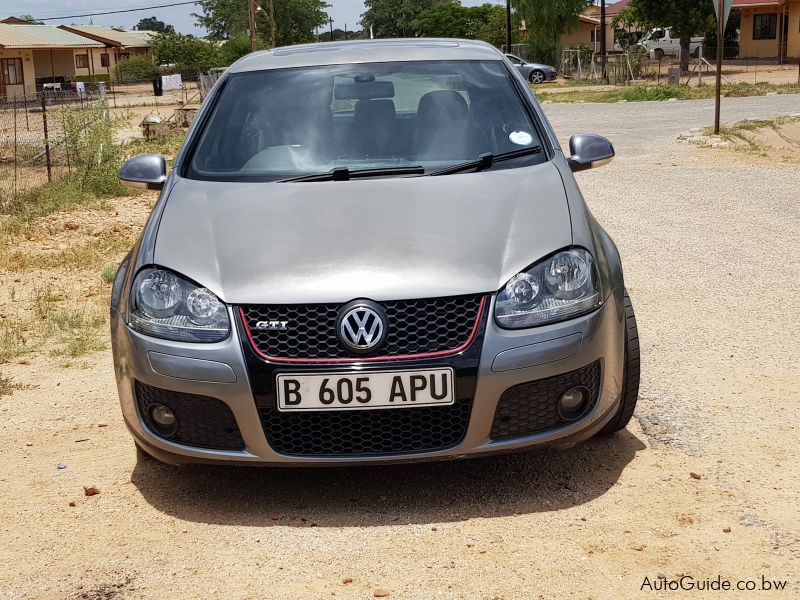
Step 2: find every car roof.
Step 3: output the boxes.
[227,38,504,73]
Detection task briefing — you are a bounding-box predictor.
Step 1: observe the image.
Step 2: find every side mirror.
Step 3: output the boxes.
[119,153,167,191]
[567,134,615,172]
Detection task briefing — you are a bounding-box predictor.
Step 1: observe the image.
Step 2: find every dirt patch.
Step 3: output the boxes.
[678,115,800,164]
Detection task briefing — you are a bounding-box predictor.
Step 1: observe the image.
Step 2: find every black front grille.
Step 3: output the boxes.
[490,362,601,439]
[261,401,473,456]
[240,295,484,360]
[135,381,245,450]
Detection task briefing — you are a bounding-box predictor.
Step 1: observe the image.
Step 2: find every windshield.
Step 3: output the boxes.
[186,60,545,181]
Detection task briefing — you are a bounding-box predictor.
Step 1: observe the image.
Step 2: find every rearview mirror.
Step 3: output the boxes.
[334,80,395,100]
[119,153,167,191]
[567,134,614,172]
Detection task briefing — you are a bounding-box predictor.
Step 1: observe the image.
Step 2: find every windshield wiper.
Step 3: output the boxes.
[278,165,425,183]
[427,146,543,177]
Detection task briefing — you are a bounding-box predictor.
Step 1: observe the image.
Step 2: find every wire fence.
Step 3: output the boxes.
[0,74,205,209]
[0,91,103,208]
[516,44,800,86]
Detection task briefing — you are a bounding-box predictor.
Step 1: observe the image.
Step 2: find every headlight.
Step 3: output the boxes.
[128,268,230,342]
[495,249,601,328]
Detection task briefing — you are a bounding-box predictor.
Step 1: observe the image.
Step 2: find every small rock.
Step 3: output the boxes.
[689,472,702,480]
[722,527,731,533]
[633,545,645,551]
[64,222,79,230]
[97,423,108,428]
[26,442,33,447]
[374,589,390,598]
[69,501,76,507]
[270,514,282,521]
[83,485,100,496]
[342,578,353,584]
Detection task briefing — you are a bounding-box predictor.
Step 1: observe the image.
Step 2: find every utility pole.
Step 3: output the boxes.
[247,0,257,52]
[329,17,333,41]
[600,0,607,83]
[505,0,512,54]
[269,0,275,48]
[714,0,723,133]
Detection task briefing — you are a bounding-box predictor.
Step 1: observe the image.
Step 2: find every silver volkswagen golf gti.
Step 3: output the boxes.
[112,39,640,466]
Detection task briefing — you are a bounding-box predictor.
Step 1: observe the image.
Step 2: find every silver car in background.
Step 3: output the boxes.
[113,39,639,466]
[504,54,558,84]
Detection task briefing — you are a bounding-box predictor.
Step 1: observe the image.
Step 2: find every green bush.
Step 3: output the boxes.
[74,74,112,83]
[220,34,268,66]
[114,55,159,82]
[149,32,223,79]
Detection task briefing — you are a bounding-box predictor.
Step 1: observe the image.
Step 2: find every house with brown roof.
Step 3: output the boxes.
[734,0,800,60]
[0,23,104,99]
[0,20,156,100]
[560,15,612,52]
[57,26,153,79]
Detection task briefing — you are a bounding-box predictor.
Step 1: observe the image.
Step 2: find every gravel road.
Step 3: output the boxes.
[1,95,799,599]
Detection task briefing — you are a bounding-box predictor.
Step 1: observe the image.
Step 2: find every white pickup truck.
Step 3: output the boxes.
[638,28,704,59]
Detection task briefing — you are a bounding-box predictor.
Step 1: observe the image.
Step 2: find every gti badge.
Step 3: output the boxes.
[255,320,289,331]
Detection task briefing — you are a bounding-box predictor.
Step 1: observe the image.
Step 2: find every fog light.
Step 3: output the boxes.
[149,403,176,429]
[559,386,589,420]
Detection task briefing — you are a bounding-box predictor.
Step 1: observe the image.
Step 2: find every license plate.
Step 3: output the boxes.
[276,368,454,412]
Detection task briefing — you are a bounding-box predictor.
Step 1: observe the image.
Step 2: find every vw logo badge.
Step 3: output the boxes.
[337,301,387,352]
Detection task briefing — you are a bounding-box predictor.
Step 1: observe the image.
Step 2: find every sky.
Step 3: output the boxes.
[3,1,617,36]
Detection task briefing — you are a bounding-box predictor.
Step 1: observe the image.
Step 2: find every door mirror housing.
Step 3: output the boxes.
[119,153,167,191]
[567,134,615,172]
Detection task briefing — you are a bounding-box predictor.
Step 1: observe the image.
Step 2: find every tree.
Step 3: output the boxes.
[16,14,37,22]
[361,0,453,38]
[410,2,520,48]
[630,0,715,72]
[149,32,223,78]
[319,28,364,42]
[513,0,590,64]
[135,16,175,33]
[703,9,740,59]
[412,1,472,38]
[611,7,646,51]
[470,5,520,48]
[194,0,328,46]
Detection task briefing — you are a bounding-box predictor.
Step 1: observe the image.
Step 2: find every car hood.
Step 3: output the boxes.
[154,162,572,304]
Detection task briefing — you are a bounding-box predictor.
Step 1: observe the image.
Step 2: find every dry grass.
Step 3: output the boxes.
[0,372,23,396]
[536,82,800,103]
[0,318,29,363]
[0,231,135,272]
[48,307,108,360]
[701,116,800,162]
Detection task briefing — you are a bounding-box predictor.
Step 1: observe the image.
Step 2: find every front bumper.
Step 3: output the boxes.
[111,288,625,465]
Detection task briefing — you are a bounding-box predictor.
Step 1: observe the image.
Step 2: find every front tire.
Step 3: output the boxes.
[529,70,545,84]
[598,290,640,435]
[653,48,665,60]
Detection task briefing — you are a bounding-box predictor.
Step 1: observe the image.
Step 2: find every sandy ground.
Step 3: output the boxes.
[1,95,799,599]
